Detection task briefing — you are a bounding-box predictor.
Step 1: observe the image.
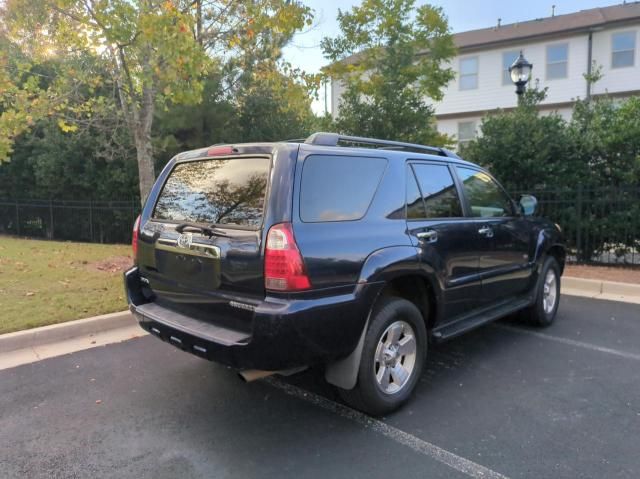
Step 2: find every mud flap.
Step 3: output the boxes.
[324,318,368,390]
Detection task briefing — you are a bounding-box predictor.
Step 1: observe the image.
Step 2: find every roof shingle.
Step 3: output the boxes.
[455,3,640,50]
[336,3,640,65]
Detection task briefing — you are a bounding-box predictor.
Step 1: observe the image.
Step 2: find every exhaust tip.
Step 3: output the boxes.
[237,366,308,383]
[237,369,277,383]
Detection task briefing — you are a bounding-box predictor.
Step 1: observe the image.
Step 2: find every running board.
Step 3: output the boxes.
[432,298,531,342]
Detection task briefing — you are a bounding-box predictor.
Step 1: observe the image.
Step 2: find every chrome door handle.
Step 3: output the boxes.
[478,226,494,238]
[416,230,438,243]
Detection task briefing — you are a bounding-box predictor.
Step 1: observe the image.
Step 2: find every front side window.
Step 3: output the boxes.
[455,167,513,218]
[153,157,270,228]
[612,31,636,68]
[409,164,463,219]
[546,43,568,80]
[300,155,387,222]
[502,50,520,85]
[459,57,478,90]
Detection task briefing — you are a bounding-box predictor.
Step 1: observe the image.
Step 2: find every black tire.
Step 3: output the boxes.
[524,256,561,327]
[337,297,427,416]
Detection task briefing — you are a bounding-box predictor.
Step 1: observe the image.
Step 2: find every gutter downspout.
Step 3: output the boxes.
[586,31,593,101]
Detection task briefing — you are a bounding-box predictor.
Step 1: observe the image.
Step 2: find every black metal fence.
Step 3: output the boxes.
[0,199,139,244]
[1,188,639,265]
[512,186,640,266]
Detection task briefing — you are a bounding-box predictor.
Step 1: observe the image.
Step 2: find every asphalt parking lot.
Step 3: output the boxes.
[1,295,639,479]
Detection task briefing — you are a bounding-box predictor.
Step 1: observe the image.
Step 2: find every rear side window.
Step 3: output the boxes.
[153,157,270,228]
[300,155,387,222]
[406,167,426,219]
[409,164,463,218]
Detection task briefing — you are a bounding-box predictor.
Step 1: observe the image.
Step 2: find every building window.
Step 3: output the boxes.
[546,43,568,80]
[457,121,476,147]
[612,31,636,68]
[502,50,520,85]
[459,57,478,90]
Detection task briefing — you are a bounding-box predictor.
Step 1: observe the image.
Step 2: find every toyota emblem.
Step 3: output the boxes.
[176,233,193,249]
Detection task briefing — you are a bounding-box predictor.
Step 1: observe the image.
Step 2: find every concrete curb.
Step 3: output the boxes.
[563,276,640,304]
[1,274,637,356]
[0,311,135,354]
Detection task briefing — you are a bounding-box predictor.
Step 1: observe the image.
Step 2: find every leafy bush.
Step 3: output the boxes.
[463,90,640,263]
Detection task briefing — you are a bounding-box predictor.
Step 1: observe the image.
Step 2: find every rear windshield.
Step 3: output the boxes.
[153,157,270,228]
[300,155,387,222]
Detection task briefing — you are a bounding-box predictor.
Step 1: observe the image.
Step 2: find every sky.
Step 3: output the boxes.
[282,0,624,113]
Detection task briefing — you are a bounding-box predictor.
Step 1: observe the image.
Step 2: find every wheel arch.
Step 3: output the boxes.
[532,228,567,274]
[358,246,440,332]
[325,248,438,390]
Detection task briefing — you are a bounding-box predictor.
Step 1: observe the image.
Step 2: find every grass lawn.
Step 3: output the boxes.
[0,235,132,334]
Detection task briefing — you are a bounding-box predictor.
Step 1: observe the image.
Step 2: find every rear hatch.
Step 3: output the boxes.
[136,155,271,332]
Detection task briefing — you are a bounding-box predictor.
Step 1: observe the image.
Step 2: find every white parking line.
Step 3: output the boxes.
[493,324,640,362]
[265,377,510,479]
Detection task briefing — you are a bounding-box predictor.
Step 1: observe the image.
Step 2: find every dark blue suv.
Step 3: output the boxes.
[125,132,565,415]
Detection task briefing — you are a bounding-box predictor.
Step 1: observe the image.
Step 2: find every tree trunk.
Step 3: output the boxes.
[134,127,155,207]
[196,0,202,45]
[134,85,156,207]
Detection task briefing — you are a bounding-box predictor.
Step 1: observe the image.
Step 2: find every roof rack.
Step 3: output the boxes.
[304,132,460,159]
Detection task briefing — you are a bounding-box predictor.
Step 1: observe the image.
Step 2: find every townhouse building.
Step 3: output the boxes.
[330,2,640,148]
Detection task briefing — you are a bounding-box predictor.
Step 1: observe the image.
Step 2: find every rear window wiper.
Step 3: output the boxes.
[175,223,229,238]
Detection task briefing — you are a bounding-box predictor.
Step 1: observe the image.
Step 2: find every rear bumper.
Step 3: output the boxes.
[125,267,383,370]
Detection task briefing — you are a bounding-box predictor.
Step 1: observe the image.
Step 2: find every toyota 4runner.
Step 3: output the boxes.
[125,132,565,415]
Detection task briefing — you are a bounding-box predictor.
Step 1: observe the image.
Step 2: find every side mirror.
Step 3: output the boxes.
[519,195,538,216]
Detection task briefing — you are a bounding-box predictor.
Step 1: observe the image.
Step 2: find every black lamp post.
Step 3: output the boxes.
[509,51,533,103]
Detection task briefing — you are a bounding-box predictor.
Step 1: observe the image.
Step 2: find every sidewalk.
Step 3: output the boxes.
[564,264,640,304]
[564,264,640,285]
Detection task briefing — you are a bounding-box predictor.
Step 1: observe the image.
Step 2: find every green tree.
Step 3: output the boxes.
[0,0,313,204]
[2,0,209,203]
[237,61,316,142]
[322,0,456,145]
[153,73,243,169]
[0,117,137,200]
[569,95,640,187]
[462,88,579,190]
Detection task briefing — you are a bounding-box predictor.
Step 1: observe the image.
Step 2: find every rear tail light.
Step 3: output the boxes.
[132,215,141,259]
[264,223,311,292]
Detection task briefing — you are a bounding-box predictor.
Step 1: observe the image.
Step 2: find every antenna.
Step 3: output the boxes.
[497,18,502,28]
[552,5,556,17]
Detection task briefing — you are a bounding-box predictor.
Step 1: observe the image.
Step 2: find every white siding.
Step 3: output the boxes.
[433,35,591,116]
[330,79,346,118]
[591,25,640,96]
[329,22,640,129]
[436,106,572,151]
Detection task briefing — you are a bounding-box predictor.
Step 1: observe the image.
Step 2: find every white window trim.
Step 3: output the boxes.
[611,31,636,69]
[546,42,569,80]
[459,56,479,91]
